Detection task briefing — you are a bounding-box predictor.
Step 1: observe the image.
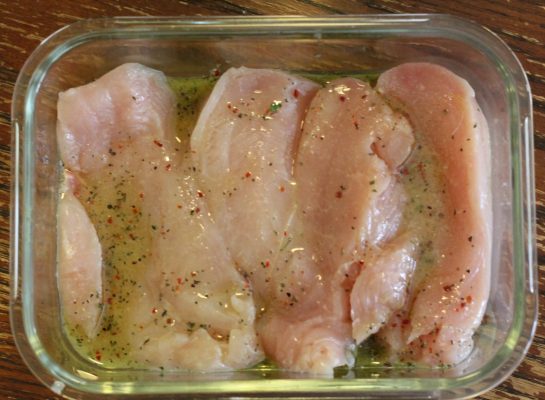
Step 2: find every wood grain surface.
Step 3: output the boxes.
[0,1,543,399]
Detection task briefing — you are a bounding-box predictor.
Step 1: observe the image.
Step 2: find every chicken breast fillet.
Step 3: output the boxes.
[377,62,492,366]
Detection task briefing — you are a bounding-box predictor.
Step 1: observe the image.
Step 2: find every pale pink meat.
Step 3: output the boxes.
[351,234,417,343]
[57,63,176,173]
[377,62,492,365]
[131,152,263,370]
[190,67,320,305]
[257,77,414,373]
[56,60,488,372]
[57,63,263,370]
[58,187,102,338]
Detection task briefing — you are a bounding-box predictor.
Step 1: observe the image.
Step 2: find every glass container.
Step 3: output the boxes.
[10,15,537,399]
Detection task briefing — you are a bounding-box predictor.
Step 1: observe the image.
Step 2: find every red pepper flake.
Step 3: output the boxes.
[227,103,232,109]
[195,207,200,214]
[107,297,113,305]
[358,260,365,266]
[402,319,410,325]
[400,167,409,176]
[443,284,454,292]
[279,185,285,192]
[466,295,473,304]
[265,260,270,268]
[107,216,113,224]
[283,231,288,237]
[177,204,182,209]
[212,68,221,77]
[166,318,173,325]
[293,89,300,98]
[339,95,346,102]
[460,302,466,308]
[177,277,183,285]
[165,164,171,171]
[139,192,144,199]
[335,191,343,198]
[245,171,252,178]
[95,351,102,361]
[153,140,163,148]
[197,190,204,198]
[152,307,158,314]
[114,274,121,280]
[132,206,139,214]
[353,120,359,129]
[417,162,427,184]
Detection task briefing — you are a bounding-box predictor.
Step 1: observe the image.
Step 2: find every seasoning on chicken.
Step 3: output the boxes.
[377,62,491,366]
[57,63,263,370]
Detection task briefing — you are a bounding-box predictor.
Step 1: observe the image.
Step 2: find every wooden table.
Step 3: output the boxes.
[0,1,543,399]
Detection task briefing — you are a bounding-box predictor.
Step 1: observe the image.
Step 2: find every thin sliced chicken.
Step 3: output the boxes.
[377,62,491,365]
[58,63,176,173]
[57,63,262,370]
[259,77,414,373]
[129,152,263,369]
[58,187,102,338]
[351,233,417,342]
[190,67,320,305]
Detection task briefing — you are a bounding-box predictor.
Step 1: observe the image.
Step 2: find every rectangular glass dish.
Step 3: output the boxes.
[10,15,537,399]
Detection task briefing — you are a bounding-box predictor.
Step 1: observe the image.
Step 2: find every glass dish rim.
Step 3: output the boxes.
[9,14,537,399]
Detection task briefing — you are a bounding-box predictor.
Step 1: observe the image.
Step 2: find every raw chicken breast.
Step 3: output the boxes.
[377,62,491,365]
[191,67,320,304]
[57,63,262,370]
[351,234,416,343]
[128,152,263,370]
[258,77,414,373]
[58,186,102,338]
[57,63,176,173]
[294,78,413,254]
